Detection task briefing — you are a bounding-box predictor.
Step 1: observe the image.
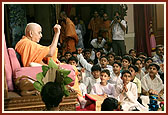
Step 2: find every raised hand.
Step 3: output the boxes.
[54,24,61,34]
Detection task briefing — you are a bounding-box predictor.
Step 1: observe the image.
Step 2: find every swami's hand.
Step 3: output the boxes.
[54,24,61,34]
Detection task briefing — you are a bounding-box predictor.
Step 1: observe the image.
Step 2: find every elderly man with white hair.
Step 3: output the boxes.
[15,23,61,67]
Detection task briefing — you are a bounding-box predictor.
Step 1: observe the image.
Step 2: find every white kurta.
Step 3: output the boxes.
[85,76,101,94]
[90,38,106,49]
[77,54,92,72]
[108,72,122,85]
[115,82,148,111]
[136,70,145,80]
[90,82,116,98]
[141,73,163,94]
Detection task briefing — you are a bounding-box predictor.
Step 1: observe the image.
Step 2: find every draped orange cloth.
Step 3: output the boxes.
[100,20,112,43]
[88,17,102,39]
[15,36,57,67]
[60,18,78,55]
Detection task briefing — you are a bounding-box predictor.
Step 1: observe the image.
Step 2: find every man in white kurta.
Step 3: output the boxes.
[115,82,148,111]
[141,73,163,96]
[90,37,106,49]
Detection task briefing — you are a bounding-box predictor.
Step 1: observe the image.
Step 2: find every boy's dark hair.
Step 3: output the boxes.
[100,56,108,60]
[67,56,78,63]
[86,58,94,64]
[41,82,64,110]
[123,53,130,57]
[115,56,122,61]
[101,97,119,111]
[133,58,143,65]
[144,57,153,63]
[60,58,67,63]
[121,70,131,77]
[148,63,160,71]
[95,48,103,53]
[113,61,122,67]
[128,64,138,72]
[139,56,146,60]
[64,51,72,56]
[122,56,131,63]
[91,64,101,72]
[101,52,106,57]
[101,69,110,77]
[129,49,136,54]
[72,51,78,55]
[107,52,116,58]
[138,52,147,57]
[84,49,91,54]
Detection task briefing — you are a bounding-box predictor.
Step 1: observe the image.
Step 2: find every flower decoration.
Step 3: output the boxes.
[33,59,73,97]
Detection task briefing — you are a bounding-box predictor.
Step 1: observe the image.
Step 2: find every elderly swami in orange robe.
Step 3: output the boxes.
[15,23,60,67]
[15,22,86,108]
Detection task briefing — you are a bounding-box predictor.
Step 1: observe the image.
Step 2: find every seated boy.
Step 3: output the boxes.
[84,70,115,111]
[90,69,115,98]
[67,56,87,108]
[128,65,141,97]
[85,65,101,93]
[109,61,122,85]
[142,57,153,74]
[41,82,64,111]
[133,58,145,80]
[115,70,147,111]
[101,97,121,111]
[141,63,164,100]
[129,49,137,59]
[121,56,131,72]
[107,52,115,66]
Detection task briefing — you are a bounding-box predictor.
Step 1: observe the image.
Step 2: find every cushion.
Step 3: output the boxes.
[8,48,21,74]
[13,66,43,81]
[4,37,14,91]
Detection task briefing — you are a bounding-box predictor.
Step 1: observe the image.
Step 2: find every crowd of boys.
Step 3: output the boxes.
[14,9,164,111]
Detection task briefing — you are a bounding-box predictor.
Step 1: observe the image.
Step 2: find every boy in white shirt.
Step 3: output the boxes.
[141,63,164,99]
[133,58,145,80]
[85,65,101,93]
[90,69,115,98]
[115,70,148,111]
[90,35,106,49]
[99,56,113,76]
[109,61,122,85]
[121,56,131,72]
[128,65,141,97]
[142,57,153,74]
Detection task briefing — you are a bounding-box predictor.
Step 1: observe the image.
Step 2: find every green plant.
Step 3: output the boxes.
[33,58,73,97]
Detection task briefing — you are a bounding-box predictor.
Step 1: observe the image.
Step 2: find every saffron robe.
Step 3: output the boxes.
[60,18,78,55]
[100,20,112,43]
[88,17,102,39]
[15,36,57,67]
